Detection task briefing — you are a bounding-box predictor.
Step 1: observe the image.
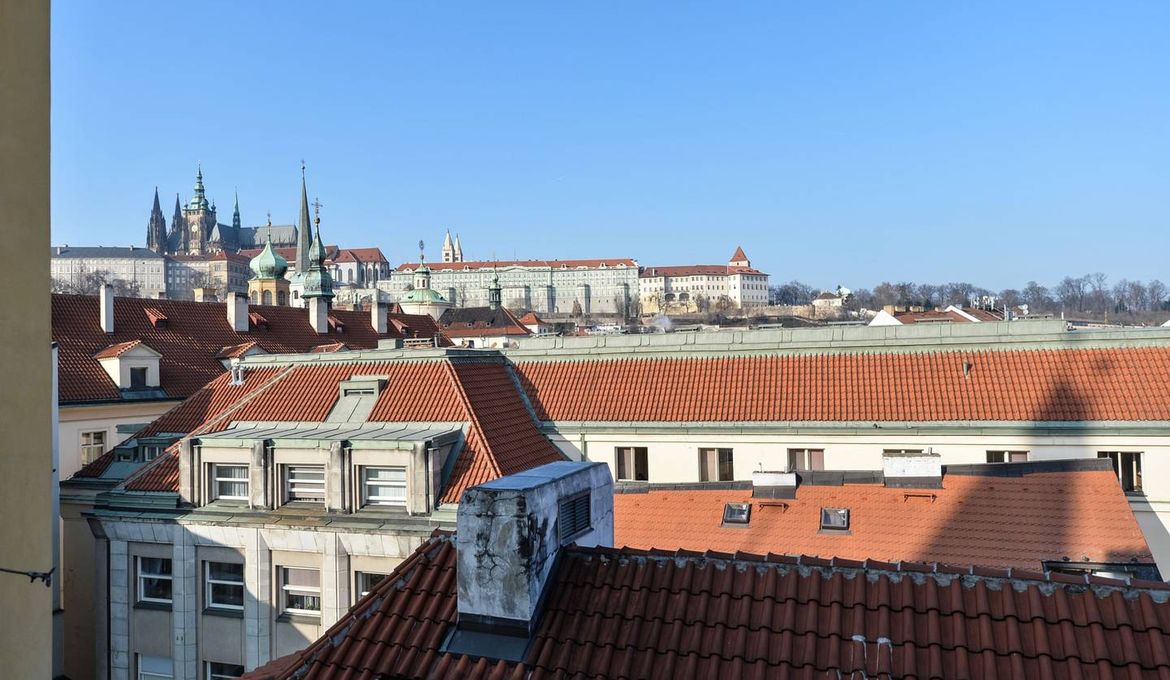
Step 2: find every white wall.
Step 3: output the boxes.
[58,401,178,478]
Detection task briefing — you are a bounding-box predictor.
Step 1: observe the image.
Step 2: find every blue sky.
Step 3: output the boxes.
[52,2,1169,290]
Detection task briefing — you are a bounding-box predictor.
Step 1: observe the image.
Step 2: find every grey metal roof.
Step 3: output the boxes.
[51,246,164,259]
[239,224,298,247]
[199,420,462,443]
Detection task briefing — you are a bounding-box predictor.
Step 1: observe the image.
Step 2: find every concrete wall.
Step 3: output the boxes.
[0,2,52,678]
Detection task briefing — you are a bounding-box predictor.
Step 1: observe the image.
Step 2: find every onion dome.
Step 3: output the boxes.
[249,234,289,280]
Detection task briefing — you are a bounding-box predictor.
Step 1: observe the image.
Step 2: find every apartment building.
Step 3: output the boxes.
[51,246,168,298]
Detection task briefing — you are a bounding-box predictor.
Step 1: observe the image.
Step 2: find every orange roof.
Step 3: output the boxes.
[731,245,748,261]
[106,358,564,499]
[243,530,1170,680]
[214,341,260,359]
[334,247,387,263]
[515,348,1170,422]
[92,339,149,359]
[518,312,544,325]
[52,293,446,404]
[614,463,1153,570]
[396,257,637,272]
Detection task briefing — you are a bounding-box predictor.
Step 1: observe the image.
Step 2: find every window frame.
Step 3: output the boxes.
[283,464,326,504]
[279,566,321,617]
[986,450,1029,464]
[205,661,245,680]
[615,446,649,481]
[361,466,407,507]
[136,556,173,605]
[820,507,851,532]
[81,429,107,465]
[354,571,388,602]
[211,463,249,502]
[1099,451,1143,493]
[787,448,825,472]
[698,447,734,482]
[137,654,173,680]
[204,561,244,612]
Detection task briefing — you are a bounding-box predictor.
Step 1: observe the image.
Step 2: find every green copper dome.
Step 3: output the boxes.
[249,236,289,279]
[401,287,448,304]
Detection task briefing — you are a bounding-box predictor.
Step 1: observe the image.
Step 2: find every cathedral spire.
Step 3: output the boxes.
[147,187,167,252]
[189,163,209,210]
[232,190,241,230]
[302,198,334,304]
[295,162,312,275]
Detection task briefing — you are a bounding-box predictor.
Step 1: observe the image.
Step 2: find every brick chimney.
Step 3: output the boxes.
[226,292,248,332]
[448,461,613,659]
[371,298,387,334]
[99,284,114,334]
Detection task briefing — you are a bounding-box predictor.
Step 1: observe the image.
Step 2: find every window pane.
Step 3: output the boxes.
[208,562,242,582]
[140,557,171,577]
[284,593,320,612]
[141,577,172,601]
[217,465,248,480]
[284,567,319,588]
[209,583,244,608]
[364,467,405,482]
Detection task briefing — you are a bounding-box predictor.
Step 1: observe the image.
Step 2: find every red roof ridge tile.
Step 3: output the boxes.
[92,339,146,359]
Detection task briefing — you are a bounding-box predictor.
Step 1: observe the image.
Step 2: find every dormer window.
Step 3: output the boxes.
[94,340,162,391]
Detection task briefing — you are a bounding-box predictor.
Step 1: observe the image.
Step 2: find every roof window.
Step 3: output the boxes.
[722,502,751,525]
[820,507,850,531]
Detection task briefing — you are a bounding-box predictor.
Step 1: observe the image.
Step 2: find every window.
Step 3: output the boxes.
[355,571,388,600]
[130,366,148,388]
[136,556,172,604]
[722,502,751,525]
[821,507,850,531]
[81,430,107,465]
[143,445,162,461]
[212,464,248,501]
[205,561,244,611]
[280,567,321,615]
[1099,451,1143,492]
[788,448,825,472]
[362,466,406,507]
[699,448,734,481]
[206,661,245,680]
[615,447,648,481]
[284,465,325,503]
[137,654,173,680]
[558,491,592,543]
[987,450,1029,463]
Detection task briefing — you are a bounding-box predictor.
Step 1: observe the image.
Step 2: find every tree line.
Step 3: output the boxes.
[771,274,1170,319]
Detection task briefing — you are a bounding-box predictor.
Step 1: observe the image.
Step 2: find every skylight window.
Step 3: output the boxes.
[722,502,751,525]
[820,507,850,531]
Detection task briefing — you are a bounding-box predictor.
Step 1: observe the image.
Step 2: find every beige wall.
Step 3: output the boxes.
[0,1,52,678]
[59,400,179,477]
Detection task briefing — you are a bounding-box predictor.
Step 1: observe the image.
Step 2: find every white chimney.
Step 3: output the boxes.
[99,284,114,334]
[309,297,328,334]
[752,470,798,498]
[882,449,943,487]
[226,292,248,332]
[449,462,613,657]
[371,298,387,334]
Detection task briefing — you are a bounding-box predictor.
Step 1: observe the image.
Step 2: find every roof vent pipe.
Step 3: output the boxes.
[99,284,115,334]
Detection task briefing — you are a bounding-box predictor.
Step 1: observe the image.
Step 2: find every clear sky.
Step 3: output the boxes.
[52,2,1169,290]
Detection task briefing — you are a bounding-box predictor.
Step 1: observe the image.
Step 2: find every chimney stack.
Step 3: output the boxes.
[371,298,387,334]
[226,292,248,332]
[882,449,943,488]
[309,297,328,334]
[99,284,114,334]
[752,470,798,499]
[449,462,613,658]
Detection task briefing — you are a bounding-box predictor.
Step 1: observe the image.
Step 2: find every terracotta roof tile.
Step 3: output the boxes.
[516,348,1170,422]
[614,465,1153,570]
[52,293,445,404]
[214,341,259,359]
[92,339,148,359]
[245,532,1170,680]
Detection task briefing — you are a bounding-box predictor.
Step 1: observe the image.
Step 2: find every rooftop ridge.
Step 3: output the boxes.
[238,346,498,368]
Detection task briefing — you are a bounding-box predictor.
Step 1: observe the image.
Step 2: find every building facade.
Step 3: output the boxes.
[51,246,168,299]
[638,246,769,315]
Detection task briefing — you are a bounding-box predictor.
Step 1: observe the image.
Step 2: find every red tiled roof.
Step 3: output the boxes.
[516,348,1170,422]
[310,342,348,353]
[518,312,544,325]
[244,531,1170,680]
[238,245,341,262]
[396,258,637,272]
[731,245,748,261]
[334,247,387,263]
[92,339,150,359]
[114,358,564,498]
[639,264,767,277]
[52,293,445,404]
[143,307,168,326]
[214,341,259,359]
[614,465,1153,570]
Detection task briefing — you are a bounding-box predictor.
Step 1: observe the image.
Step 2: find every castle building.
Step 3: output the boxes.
[638,245,770,314]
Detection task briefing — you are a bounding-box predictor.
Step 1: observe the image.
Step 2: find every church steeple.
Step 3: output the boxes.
[232,190,241,230]
[442,229,455,263]
[488,270,502,310]
[295,162,312,275]
[189,163,209,211]
[302,199,334,303]
[167,193,184,254]
[147,187,167,252]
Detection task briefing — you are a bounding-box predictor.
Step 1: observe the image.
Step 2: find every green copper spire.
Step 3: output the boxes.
[189,163,209,211]
[488,269,502,310]
[302,201,334,302]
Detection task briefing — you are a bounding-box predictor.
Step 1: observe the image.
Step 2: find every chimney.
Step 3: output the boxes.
[99,284,114,334]
[226,292,248,332]
[752,470,798,499]
[449,461,613,659]
[308,297,328,334]
[882,449,943,488]
[371,298,387,334]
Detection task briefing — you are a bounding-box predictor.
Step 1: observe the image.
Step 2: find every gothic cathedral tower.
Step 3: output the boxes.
[182,165,217,254]
[146,187,167,253]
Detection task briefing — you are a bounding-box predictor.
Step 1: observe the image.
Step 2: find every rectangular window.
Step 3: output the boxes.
[355,571,388,600]
[138,654,173,680]
[280,567,321,615]
[362,466,407,507]
[1099,451,1143,492]
[615,447,648,481]
[130,366,148,388]
[820,507,850,531]
[212,464,249,501]
[698,448,734,481]
[787,448,825,472]
[81,430,107,465]
[137,556,172,604]
[143,445,162,461]
[987,450,1029,463]
[284,465,325,503]
[206,662,245,680]
[205,561,244,611]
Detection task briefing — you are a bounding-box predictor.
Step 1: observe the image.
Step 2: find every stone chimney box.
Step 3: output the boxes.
[226,292,248,332]
[450,461,613,658]
[99,284,115,334]
[308,297,328,334]
[883,449,943,488]
[371,298,387,334]
[752,470,798,499]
